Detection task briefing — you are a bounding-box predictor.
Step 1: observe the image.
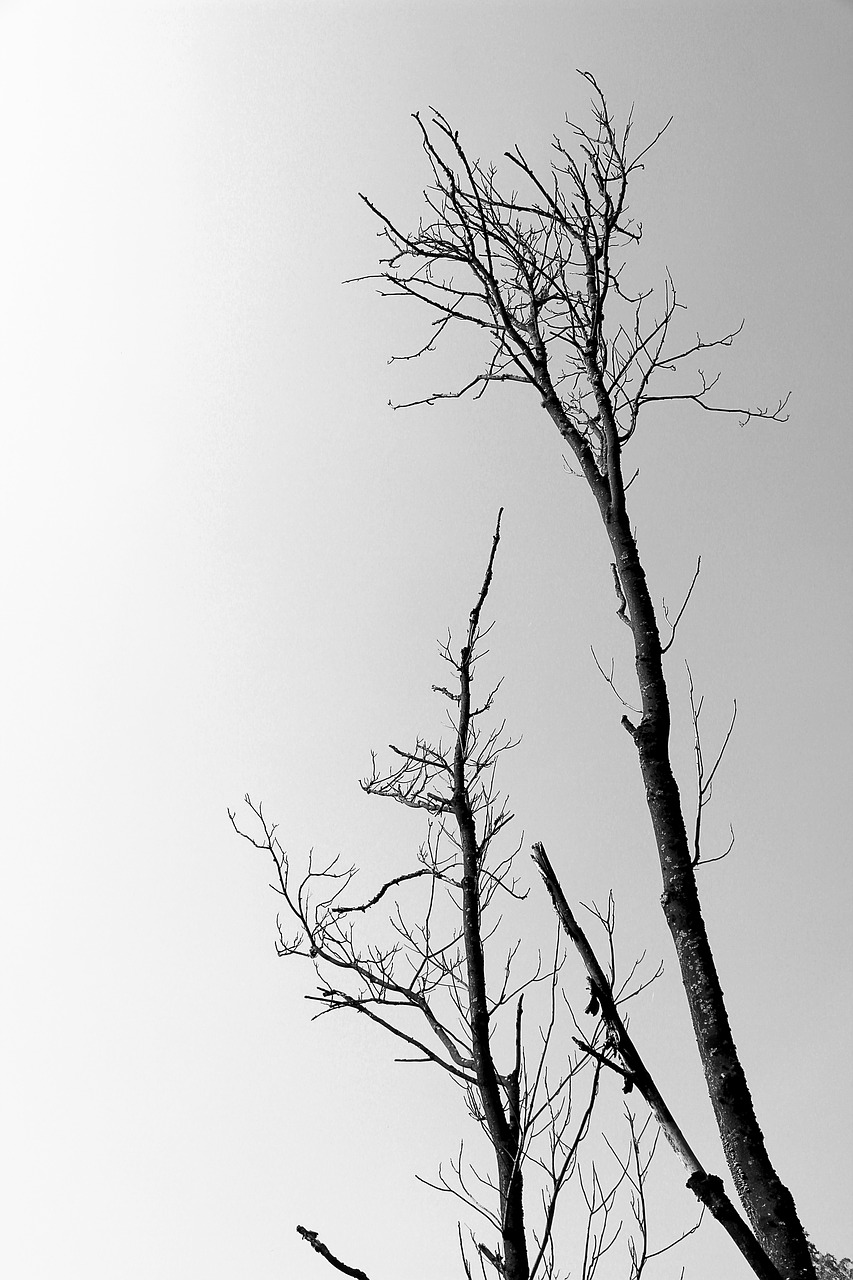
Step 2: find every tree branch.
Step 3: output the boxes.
[297,1226,373,1280]
[531,841,784,1280]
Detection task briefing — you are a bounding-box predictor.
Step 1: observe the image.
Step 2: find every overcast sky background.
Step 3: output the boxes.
[1,3,851,1277]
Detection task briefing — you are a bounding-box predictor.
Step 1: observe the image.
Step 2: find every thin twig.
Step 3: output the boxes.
[661,558,701,656]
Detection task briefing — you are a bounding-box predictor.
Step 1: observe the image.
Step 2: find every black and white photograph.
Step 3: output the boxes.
[1,3,851,1278]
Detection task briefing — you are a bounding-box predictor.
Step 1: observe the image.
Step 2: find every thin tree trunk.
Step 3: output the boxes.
[452,528,530,1280]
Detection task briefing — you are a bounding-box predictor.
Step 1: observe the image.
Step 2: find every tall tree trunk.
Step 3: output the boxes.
[540,383,814,1280]
[608,511,812,1280]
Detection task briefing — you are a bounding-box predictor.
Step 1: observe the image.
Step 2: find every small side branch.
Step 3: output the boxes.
[573,1036,635,1090]
[687,664,738,866]
[297,1226,373,1280]
[639,382,791,428]
[469,509,504,645]
[332,867,435,915]
[660,557,701,656]
[590,645,640,714]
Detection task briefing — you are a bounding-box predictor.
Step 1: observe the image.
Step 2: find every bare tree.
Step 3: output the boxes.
[232,515,737,1280]
[352,73,811,1280]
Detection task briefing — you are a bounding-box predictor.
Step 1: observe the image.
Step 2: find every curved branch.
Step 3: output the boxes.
[297,1226,373,1280]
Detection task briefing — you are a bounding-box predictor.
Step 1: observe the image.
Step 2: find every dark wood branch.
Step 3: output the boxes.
[572,1036,634,1085]
[297,1226,372,1280]
[307,988,476,1083]
[468,510,503,645]
[531,842,784,1280]
[451,513,530,1280]
[639,384,791,427]
[331,867,435,915]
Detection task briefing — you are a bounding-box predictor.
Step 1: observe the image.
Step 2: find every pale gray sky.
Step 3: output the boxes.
[1,3,851,1277]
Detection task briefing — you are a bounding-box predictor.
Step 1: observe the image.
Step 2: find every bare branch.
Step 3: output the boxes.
[331,867,436,915]
[687,664,738,867]
[590,645,640,714]
[532,842,784,1280]
[296,1226,373,1280]
[660,558,701,656]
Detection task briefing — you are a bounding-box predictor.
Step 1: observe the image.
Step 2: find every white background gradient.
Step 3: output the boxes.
[1,3,851,1277]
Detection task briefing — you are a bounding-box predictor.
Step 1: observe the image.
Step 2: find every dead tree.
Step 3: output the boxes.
[232,516,702,1280]
[354,73,811,1280]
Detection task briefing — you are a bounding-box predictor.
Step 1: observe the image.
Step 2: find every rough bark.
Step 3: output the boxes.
[533,841,784,1280]
[538,385,813,1280]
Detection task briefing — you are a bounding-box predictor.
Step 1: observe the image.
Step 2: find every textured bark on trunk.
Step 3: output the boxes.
[533,841,786,1280]
[605,505,812,1280]
[538,380,814,1280]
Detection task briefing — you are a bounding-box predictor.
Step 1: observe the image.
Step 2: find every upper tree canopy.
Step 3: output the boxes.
[356,71,788,485]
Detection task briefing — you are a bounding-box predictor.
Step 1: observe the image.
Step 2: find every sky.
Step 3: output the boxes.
[1,2,851,1277]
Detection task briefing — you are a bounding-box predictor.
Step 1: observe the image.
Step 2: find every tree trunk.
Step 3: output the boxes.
[539,379,814,1280]
[605,506,814,1280]
[455,616,529,1280]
